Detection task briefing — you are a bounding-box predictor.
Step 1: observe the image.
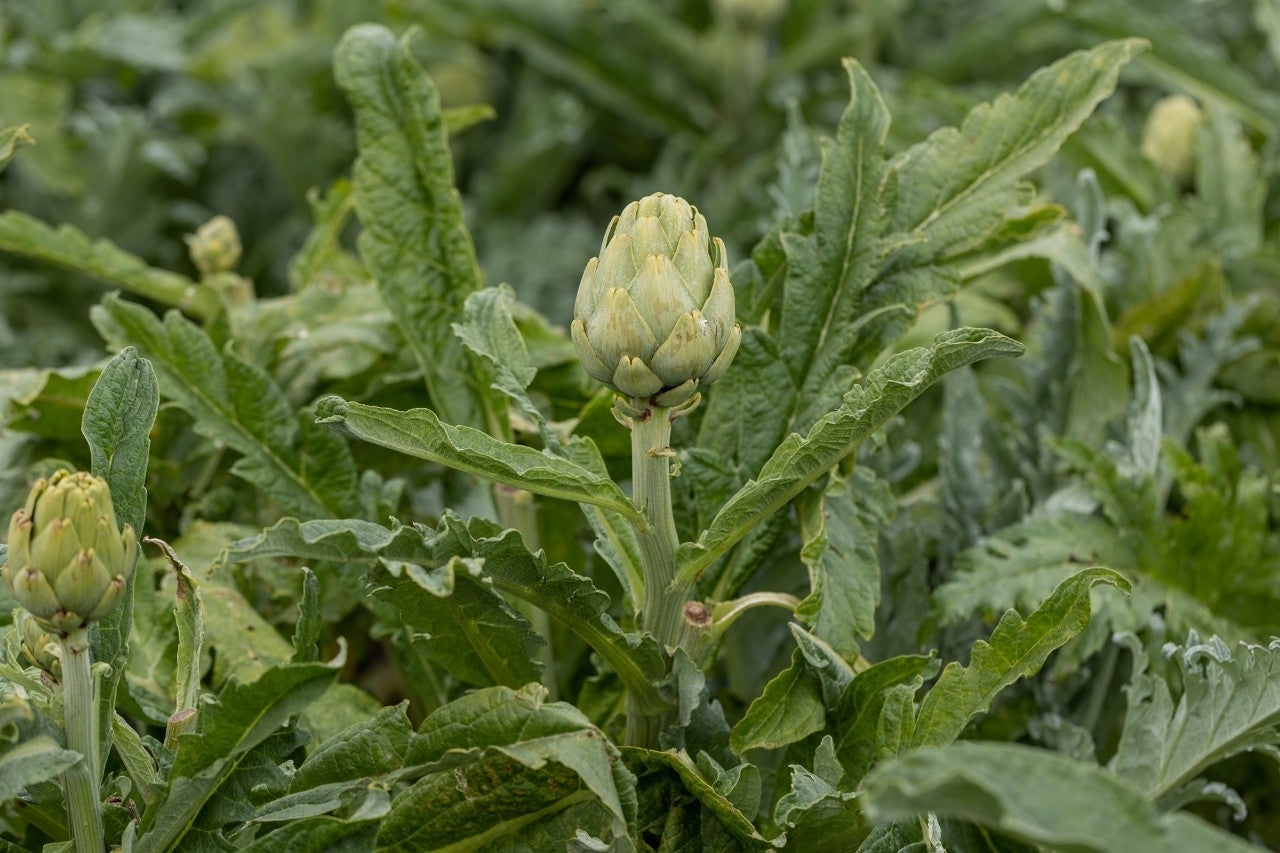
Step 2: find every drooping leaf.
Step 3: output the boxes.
[314,396,642,522]
[0,211,216,316]
[913,567,1129,748]
[678,329,1024,583]
[333,24,492,431]
[861,742,1262,853]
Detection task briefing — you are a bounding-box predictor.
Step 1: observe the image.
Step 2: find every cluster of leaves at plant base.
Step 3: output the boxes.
[1,3,1279,850]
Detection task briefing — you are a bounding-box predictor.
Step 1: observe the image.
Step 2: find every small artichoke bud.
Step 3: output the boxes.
[572,193,742,411]
[17,609,61,677]
[2,471,137,634]
[1141,94,1202,187]
[186,215,242,276]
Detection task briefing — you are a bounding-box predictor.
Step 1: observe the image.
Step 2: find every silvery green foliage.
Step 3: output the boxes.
[0,4,1278,850]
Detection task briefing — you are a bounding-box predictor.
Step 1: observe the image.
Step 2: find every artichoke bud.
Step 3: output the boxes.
[1,471,137,633]
[573,193,741,411]
[17,609,61,678]
[186,214,242,277]
[1141,94,1202,187]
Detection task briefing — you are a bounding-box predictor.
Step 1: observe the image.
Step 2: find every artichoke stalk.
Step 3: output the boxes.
[3,470,136,634]
[572,193,741,412]
[574,194,741,746]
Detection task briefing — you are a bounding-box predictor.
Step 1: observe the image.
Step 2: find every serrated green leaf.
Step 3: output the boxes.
[832,654,937,784]
[137,661,339,852]
[334,24,491,431]
[1196,104,1264,259]
[0,734,81,802]
[314,396,641,522]
[91,296,358,519]
[730,649,825,755]
[780,59,894,419]
[83,346,159,766]
[290,704,412,792]
[913,567,1129,748]
[83,347,157,535]
[375,552,545,689]
[678,329,1024,583]
[228,516,665,713]
[454,285,548,441]
[861,742,1262,853]
[0,211,216,316]
[886,39,1146,265]
[144,538,204,750]
[697,327,797,478]
[1110,635,1280,804]
[936,514,1131,624]
[627,748,781,849]
[385,684,636,852]
[796,469,893,654]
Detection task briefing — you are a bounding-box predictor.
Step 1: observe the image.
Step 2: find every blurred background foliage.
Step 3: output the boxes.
[2,0,1280,843]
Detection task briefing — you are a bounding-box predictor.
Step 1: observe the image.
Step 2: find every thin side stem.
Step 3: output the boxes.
[59,628,104,853]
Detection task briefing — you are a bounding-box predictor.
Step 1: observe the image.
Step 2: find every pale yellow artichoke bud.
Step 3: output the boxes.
[16,609,61,677]
[186,215,242,276]
[2,471,136,634]
[1141,94,1202,187]
[572,193,742,411]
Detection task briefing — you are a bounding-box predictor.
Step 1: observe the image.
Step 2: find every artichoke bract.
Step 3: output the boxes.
[2,471,136,634]
[572,193,741,411]
[17,609,61,677]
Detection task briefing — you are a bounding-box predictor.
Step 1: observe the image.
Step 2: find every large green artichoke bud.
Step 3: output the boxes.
[2,471,136,634]
[572,193,741,411]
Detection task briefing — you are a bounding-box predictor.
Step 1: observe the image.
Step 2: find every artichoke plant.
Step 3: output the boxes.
[2,470,136,634]
[572,193,741,410]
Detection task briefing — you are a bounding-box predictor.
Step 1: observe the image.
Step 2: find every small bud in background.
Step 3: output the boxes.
[186,214,243,277]
[1141,94,1202,187]
[2,470,136,634]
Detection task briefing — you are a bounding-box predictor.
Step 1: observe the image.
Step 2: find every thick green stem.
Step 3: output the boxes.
[59,628,104,853]
[631,408,687,649]
[625,406,693,747]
